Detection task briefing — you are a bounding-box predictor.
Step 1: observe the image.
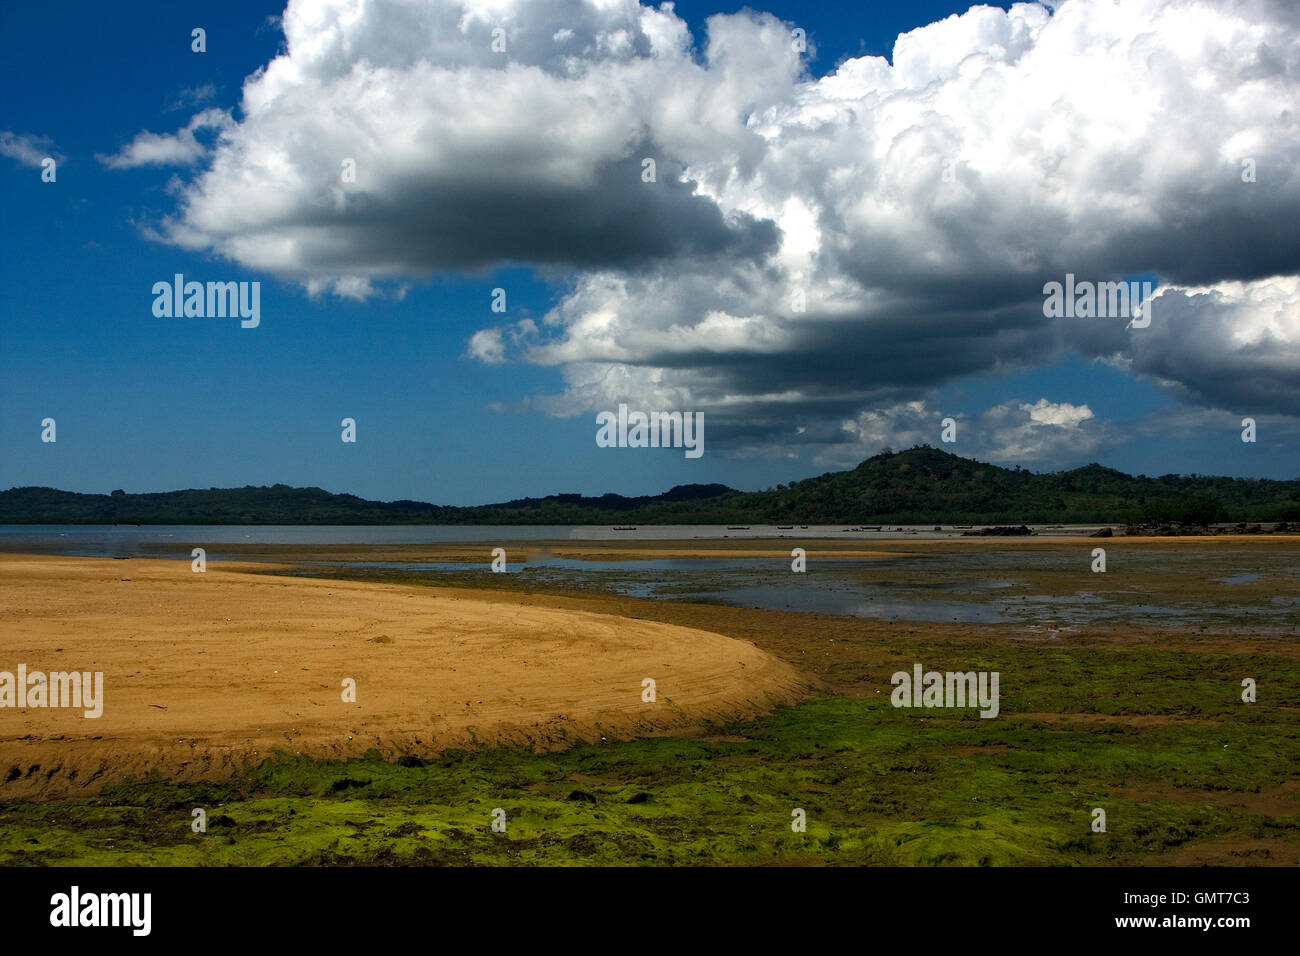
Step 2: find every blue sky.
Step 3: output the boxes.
[2,0,1296,504]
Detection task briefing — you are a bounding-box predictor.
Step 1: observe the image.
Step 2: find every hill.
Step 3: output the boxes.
[2,447,1298,525]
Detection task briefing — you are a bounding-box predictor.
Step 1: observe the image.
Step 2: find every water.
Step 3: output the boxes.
[0,522,1105,551]
[5,525,1295,632]
[0,524,578,549]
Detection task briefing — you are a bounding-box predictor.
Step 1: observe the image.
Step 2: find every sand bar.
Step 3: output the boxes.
[0,554,810,799]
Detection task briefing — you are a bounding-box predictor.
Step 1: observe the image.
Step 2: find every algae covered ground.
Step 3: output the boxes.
[4,614,1298,866]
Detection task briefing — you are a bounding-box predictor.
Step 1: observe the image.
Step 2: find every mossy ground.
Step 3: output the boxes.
[4,626,1297,866]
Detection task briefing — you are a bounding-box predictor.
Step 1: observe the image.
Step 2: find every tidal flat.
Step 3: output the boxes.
[2,538,1297,866]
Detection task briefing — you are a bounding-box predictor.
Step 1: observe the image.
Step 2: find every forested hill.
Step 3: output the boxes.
[2,447,1298,525]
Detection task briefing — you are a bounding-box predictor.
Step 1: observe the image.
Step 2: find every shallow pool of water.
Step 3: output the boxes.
[284,549,1300,633]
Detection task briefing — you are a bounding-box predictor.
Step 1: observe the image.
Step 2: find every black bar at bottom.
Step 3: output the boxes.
[0,865,1288,943]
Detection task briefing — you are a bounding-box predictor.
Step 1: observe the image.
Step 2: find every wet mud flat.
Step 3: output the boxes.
[261,536,1300,635]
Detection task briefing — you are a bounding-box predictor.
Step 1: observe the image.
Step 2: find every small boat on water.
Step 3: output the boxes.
[612,526,637,531]
[727,526,750,530]
[777,525,793,530]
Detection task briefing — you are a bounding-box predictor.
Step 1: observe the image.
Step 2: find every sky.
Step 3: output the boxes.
[1,0,1298,505]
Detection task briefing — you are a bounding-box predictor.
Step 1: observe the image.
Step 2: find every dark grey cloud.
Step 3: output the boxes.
[263,150,779,275]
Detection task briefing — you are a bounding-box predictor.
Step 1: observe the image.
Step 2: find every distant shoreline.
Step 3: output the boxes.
[1,521,1295,548]
[5,448,1299,528]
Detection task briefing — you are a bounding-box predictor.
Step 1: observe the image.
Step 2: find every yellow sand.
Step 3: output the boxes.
[0,554,808,798]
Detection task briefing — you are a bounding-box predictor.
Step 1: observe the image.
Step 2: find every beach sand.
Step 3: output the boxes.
[0,554,811,799]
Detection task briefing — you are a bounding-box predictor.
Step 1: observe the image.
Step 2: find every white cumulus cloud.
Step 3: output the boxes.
[129,0,1300,460]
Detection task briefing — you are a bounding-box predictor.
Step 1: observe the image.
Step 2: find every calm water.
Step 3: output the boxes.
[0,522,1104,551]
